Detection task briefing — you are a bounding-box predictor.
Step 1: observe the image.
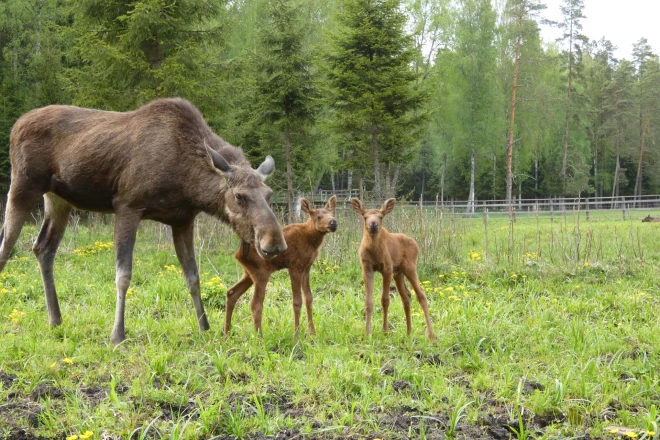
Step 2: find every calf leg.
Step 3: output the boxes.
[302,269,315,335]
[224,272,254,335]
[32,194,72,326]
[0,188,41,272]
[405,268,437,341]
[289,269,304,338]
[172,220,210,333]
[361,264,375,336]
[110,210,141,346]
[381,270,392,333]
[250,274,269,335]
[394,273,412,336]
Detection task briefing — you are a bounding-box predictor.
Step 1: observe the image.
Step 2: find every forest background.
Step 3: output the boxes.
[1,0,659,218]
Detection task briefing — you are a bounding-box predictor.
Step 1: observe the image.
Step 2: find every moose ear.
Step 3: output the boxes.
[351,198,365,215]
[300,198,313,214]
[381,198,396,216]
[256,156,275,180]
[325,195,337,212]
[206,143,233,174]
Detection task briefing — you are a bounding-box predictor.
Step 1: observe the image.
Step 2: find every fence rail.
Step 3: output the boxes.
[275,192,660,216]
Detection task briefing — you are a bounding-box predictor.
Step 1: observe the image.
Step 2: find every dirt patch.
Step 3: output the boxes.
[157,399,199,420]
[0,399,43,428]
[391,379,412,392]
[0,370,18,389]
[3,428,53,440]
[80,385,108,404]
[29,383,64,401]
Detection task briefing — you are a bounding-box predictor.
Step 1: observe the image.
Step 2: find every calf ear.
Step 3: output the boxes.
[325,195,337,211]
[300,198,313,214]
[381,198,396,216]
[206,143,233,174]
[256,155,275,180]
[351,198,365,215]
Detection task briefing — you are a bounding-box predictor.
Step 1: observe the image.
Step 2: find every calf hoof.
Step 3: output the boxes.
[428,332,437,342]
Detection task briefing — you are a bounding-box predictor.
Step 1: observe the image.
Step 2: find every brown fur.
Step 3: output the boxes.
[0,98,287,345]
[225,196,338,337]
[352,198,436,341]
[642,215,660,223]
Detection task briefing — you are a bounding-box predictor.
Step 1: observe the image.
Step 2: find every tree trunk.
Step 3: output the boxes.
[561,15,575,196]
[385,162,391,198]
[440,154,446,205]
[468,149,475,213]
[506,11,523,212]
[391,162,401,194]
[372,128,381,200]
[634,117,649,198]
[612,126,621,200]
[331,168,336,193]
[347,169,353,197]
[285,125,294,222]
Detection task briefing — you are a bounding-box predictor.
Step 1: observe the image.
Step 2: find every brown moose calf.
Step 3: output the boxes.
[642,215,660,223]
[352,198,436,341]
[225,196,338,337]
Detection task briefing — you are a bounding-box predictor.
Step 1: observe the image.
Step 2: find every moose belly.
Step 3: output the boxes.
[51,177,115,212]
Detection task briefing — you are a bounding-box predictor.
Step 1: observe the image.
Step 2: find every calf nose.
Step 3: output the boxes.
[329,220,337,231]
[368,221,379,232]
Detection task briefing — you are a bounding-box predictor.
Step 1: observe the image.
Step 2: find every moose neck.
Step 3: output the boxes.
[362,227,388,248]
[303,218,327,248]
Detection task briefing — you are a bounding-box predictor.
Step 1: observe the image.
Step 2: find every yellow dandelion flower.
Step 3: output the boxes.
[623,432,638,439]
[646,431,655,437]
[50,362,57,368]
[80,431,93,439]
[609,429,619,434]
[8,309,26,323]
[62,358,74,365]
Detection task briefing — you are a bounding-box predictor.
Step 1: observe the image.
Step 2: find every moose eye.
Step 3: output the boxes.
[235,193,245,202]
[317,216,321,220]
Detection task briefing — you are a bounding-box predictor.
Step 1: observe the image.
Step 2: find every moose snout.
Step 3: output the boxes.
[329,220,338,232]
[259,241,287,259]
[368,221,379,233]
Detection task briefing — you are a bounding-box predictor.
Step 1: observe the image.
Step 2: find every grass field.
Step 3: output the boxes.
[1,205,659,440]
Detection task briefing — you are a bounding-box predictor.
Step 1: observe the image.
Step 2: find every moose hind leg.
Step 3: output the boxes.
[0,188,41,272]
[172,221,210,333]
[406,269,437,341]
[394,273,412,336]
[33,194,72,326]
[110,211,141,345]
[302,269,316,335]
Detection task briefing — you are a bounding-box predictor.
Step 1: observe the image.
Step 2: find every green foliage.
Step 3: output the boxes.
[0,0,659,197]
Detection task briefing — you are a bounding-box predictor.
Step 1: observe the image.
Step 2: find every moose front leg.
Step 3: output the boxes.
[302,268,316,335]
[110,211,142,345]
[172,220,210,333]
[289,269,304,338]
[362,265,375,336]
[381,270,392,334]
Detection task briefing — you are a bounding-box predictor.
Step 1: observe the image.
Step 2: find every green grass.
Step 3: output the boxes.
[1,208,659,439]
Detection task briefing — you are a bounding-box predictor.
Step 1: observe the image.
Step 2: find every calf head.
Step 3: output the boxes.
[351,198,395,234]
[301,195,338,233]
[206,145,287,259]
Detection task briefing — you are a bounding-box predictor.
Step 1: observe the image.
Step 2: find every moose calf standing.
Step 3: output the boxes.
[225,196,338,337]
[352,198,436,341]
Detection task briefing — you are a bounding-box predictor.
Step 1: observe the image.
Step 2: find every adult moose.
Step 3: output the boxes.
[0,98,287,345]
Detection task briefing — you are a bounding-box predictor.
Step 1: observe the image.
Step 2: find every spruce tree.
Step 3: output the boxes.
[325,0,425,200]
